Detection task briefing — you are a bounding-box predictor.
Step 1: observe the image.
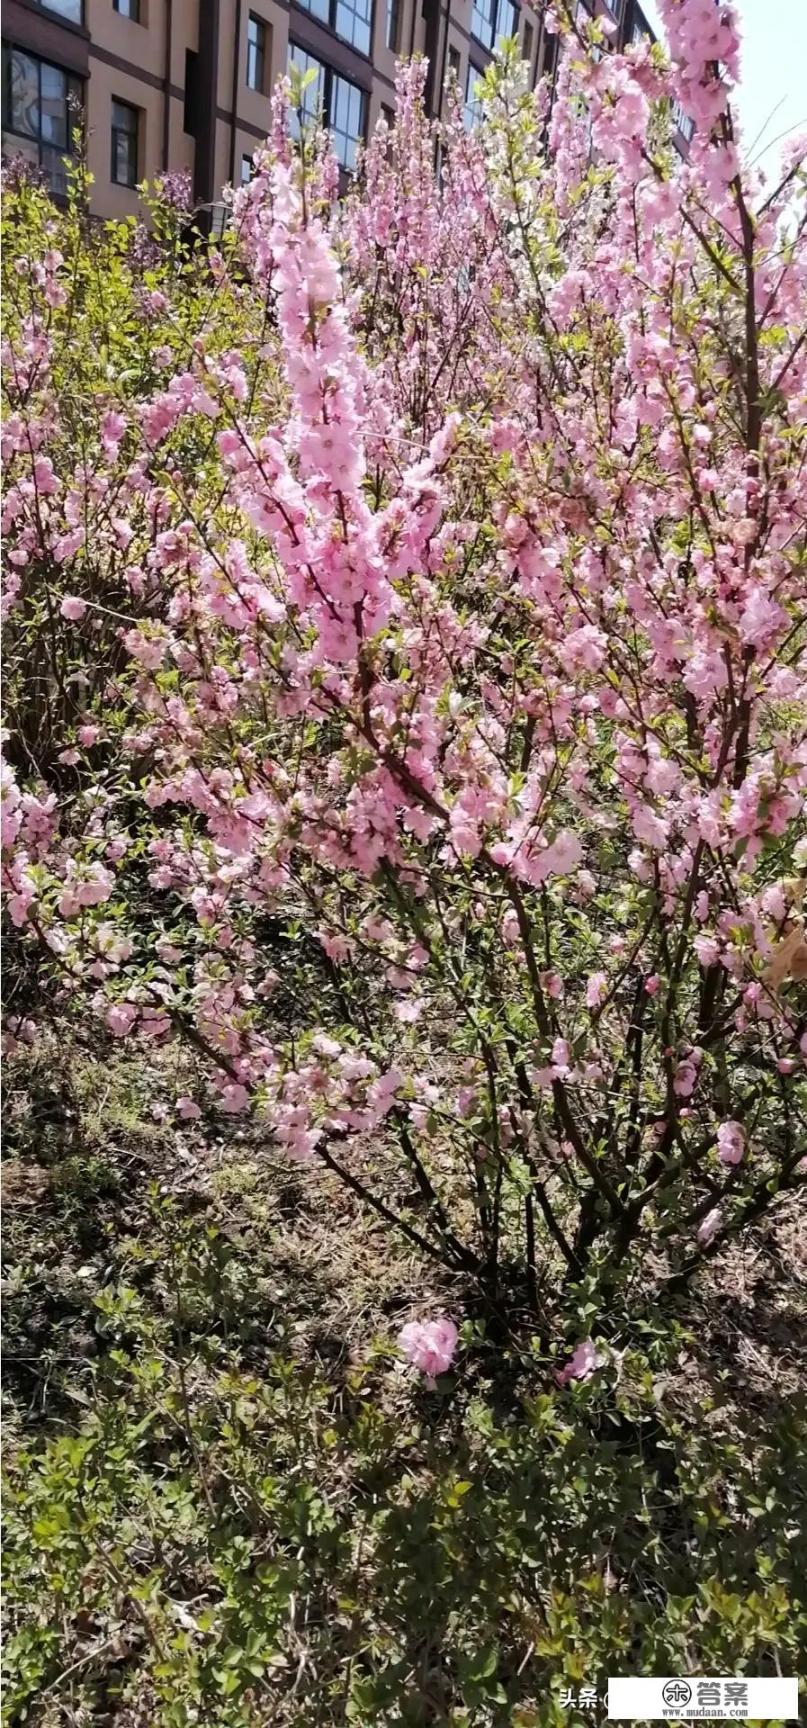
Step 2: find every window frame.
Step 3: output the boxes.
[246,13,268,94]
[287,41,367,172]
[2,46,83,194]
[110,96,139,187]
[293,0,374,62]
[113,0,141,20]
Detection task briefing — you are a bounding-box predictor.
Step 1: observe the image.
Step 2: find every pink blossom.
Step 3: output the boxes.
[738,587,786,650]
[219,1082,250,1113]
[106,1002,137,1037]
[674,1062,698,1098]
[696,1206,722,1247]
[60,595,87,621]
[398,1316,458,1383]
[123,629,166,670]
[543,829,583,877]
[632,806,669,850]
[176,1096,201,1120]
[717,1120,746,1166]
[102,409,126,451]
[694,934,720,968]
[551,1037,572,1077]
[585,971,608,1010]
[541,971,564,1000]
[555,1338,600,1388]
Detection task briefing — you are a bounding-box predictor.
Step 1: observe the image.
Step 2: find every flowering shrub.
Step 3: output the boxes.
[2,3,806,1330]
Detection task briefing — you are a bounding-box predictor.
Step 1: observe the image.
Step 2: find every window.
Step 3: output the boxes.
[240,153,254,182]
[335,0,373,54]
[295,0,329,22]
[287,43,366,171]
[330,71,365,168]
[495,0,516,45]
[246,15,268,93]
[385,0,399,52]
[670,98,694,143]
[540,30,558,81]
[2,47,82,195]
[522,19,534,64]
[447,45,460,83]
[296,0,373,58]
[34,0,83,21]
[183,49,199,135]
[287,43,325,132]
[471,0,518,52]
[464,60,483,130]
[110,98,138,186]
[113,0,140,19]
[471,0,495,50]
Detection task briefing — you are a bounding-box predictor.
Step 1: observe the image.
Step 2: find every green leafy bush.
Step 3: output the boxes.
[4,1191,805,1726]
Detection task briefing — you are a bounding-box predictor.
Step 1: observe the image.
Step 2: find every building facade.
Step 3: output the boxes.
[1,0,676,223]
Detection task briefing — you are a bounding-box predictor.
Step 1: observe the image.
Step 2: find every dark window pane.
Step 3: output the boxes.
[3,46,83,189]
[111,98,138,185]
[184,49,199,134]
[247,16,267,91]
[541,31,558,78]
[111,98,138,137]
[385,0,399,51]
[113,134,127,181]
[113,0,140,18]
[7,50,40,139]
[40,62,68,148]
[41,142,73,195]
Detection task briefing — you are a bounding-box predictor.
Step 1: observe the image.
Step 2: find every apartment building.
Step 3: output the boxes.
[1,0,677,224]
